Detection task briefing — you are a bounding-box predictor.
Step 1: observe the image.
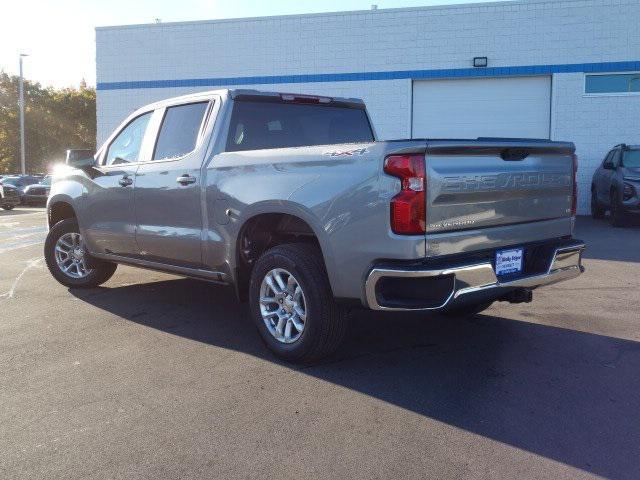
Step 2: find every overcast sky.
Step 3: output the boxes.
[1,0,512,88]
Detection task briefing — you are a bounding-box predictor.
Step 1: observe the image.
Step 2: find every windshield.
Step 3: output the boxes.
[40,176,52,186]
[622,149,640,168]
[0,177,39,187]
[1,177,20,186]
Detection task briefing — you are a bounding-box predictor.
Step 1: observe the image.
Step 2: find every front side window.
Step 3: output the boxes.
[623,149,640,168]
[585,73,640,94]
[104,112,152,166]
[153,102,209,161]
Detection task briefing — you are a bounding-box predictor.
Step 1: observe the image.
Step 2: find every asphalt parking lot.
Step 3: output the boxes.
[1,207,639,479]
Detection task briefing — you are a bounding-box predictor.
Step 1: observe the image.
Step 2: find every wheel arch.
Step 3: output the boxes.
[47,195,77,229]
[233,202,337,301]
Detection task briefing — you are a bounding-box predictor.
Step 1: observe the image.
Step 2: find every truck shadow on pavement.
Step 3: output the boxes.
[71,279,640,480]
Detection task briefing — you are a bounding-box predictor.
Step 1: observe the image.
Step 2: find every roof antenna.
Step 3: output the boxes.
[155,18,162,24]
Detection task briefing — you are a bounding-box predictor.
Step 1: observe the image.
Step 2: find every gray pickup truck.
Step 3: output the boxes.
[45,89,585,362]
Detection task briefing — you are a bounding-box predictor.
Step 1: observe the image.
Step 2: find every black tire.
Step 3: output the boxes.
[1,204,15,210]
[442,300,493,318]
[591,189,605,219]
[249,243,347,363]
[609,191,626,227]
[44,218,117,288]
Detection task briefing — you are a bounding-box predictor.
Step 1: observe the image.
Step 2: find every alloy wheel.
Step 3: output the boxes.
[259,268,307,344]
[54,232,92,279]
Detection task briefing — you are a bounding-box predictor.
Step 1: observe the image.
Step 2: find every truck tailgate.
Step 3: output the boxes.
[424,140,575,233]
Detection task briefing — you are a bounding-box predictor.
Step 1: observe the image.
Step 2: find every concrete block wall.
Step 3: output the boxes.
[552,73,640,213]
[96,0,640,214]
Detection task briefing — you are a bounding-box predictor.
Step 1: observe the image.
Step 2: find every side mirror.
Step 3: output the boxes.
[65,149,96,169]
[67,156,96,169]
[603,162,614,170]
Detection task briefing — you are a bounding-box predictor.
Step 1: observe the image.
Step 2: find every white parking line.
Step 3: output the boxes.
[0,239,46,254]
[0,211,46,219]
[0,257,44,299]
[0,226,47,237]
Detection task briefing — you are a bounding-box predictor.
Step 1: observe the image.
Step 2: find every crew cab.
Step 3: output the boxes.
[45,89,585,362]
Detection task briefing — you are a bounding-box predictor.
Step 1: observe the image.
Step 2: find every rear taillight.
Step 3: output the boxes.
[571,153,578,216]
[384,154,426,235]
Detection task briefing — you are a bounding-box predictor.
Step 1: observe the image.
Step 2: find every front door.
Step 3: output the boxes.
[134,100,213,268]
[83,111,154,256]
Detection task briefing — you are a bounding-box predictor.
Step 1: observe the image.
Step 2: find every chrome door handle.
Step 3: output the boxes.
[176,174,197,185]
[119,176,133,187]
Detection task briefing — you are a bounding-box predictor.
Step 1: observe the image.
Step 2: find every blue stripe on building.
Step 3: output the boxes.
[97,60,640,91]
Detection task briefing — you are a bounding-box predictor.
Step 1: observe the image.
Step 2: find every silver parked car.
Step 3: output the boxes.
[45,89,585,362]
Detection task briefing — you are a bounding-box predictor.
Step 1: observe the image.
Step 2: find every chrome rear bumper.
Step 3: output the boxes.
[365,242,585,311]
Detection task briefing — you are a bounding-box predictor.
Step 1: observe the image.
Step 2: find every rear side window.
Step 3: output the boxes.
[226,101,374,152]
[153,102,209,160]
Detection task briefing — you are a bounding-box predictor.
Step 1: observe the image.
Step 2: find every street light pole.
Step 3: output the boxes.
[19,53,29,175]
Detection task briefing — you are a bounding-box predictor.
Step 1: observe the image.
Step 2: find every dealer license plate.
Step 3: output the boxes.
[495,248,524,276]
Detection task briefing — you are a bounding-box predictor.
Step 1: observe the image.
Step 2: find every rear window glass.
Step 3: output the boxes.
[226,101,373,152]
[153,102,209,160]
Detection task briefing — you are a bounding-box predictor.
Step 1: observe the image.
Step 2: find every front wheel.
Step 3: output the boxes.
[249,243,347,363]
[1,204,15,210]
[44,218,117,288]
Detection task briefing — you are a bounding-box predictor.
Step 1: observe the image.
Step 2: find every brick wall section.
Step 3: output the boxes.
[96,0,640,214]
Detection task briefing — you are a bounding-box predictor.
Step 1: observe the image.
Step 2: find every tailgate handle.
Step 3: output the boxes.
[500,148,529,161]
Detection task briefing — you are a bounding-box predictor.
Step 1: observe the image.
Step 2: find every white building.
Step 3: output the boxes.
[96,0,640,214]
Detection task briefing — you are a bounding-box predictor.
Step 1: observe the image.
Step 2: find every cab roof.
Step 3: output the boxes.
[141,89,366,112]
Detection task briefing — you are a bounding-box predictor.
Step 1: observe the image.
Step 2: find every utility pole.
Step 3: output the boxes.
[19,53,29,175]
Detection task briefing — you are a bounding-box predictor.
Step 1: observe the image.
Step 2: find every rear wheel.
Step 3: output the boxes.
[44,218,117,288]
[591,189,605,219]
[442,300,493,318]
[249,243,347,363]
[1,204,15,211]
[609,191,626,227]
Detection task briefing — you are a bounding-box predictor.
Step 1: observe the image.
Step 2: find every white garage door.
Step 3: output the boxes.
[412,76,551,139]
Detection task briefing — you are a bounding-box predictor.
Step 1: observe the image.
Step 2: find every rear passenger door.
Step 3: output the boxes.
[134,99,216,268]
